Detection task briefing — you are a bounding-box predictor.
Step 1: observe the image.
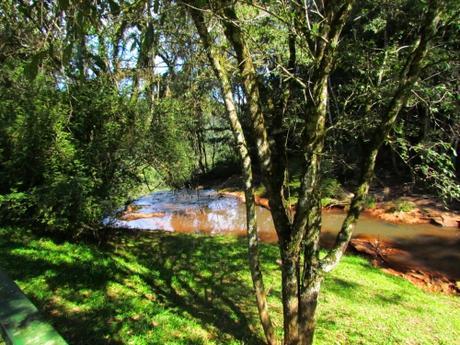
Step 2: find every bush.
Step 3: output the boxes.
[321,197,336,207]
[321,178,345,199]
[363,195,377,209]
[389,199,416,213]
[149,98,197,188]
[0,65,151,236]
[0,192,31,223]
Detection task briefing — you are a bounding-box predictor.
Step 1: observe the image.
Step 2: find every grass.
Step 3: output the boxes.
[363,195,377,209]
[0,227,459,345]
[388,199,417,213]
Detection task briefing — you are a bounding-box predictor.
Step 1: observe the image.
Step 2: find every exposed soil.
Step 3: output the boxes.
[223,189,460,229]
[119,205,166,221]
[217,177,460,228]
[220,190,271,210]
[349,235,460,295]
[120,212,165,221]
[364,194,460,228]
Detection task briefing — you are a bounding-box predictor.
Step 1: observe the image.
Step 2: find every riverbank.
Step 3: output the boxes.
[0,226,459,344]
[216,187,459,294]
[218,185,460,229]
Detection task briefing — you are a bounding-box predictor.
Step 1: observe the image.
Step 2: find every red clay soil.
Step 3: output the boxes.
[120,212,165,221]
[220,191,273,210]
[349,235,460,295]
[223,190,460,228]
[364,201,460,228]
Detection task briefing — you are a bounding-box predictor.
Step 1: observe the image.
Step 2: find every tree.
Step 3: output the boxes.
[1,0,456,342]
[185,3,277,343]
[183,1,444,344]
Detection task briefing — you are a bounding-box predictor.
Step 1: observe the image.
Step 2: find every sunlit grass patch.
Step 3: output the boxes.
[0,227,458,344]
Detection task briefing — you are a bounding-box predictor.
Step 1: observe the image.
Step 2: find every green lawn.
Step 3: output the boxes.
[0,227,458,345]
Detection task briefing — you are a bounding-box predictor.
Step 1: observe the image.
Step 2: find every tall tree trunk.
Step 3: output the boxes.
[293,2,355,342]
[187,6,277,345]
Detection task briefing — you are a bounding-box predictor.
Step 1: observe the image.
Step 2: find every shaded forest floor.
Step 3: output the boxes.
[0,227,459,344]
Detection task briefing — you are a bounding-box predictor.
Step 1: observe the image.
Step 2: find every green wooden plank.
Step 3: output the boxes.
[0,270,67,345]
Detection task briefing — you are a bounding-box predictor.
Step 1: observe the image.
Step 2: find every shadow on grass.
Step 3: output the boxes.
[0,227,434,345]
[116,233,269,344]
[0,228,276,344]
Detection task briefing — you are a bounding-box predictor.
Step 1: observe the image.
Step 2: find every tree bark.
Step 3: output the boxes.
[187,6,277,345]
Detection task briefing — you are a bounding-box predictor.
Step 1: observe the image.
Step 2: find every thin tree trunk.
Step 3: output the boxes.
[219,9,298,344]
[187,6,277,345]
[293,2,355,341]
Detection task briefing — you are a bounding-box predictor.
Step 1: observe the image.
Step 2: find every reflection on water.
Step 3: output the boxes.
[108,189,460,280]
[110,189,274,237]
[110,189,458,241]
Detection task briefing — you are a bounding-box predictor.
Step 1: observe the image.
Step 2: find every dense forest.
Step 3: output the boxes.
[0,1,459,344]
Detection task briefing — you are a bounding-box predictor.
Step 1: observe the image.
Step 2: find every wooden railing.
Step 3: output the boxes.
[0,270,67,345]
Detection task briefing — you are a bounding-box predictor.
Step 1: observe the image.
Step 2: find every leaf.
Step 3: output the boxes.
[63,43,74,65]
[24,51,47,80]
[58,0,69,11]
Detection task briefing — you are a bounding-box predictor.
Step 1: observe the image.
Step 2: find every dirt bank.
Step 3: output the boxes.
[349,235,459,295]
[364,198,459,228]
[220,189,460,294]
[221,189,460,228]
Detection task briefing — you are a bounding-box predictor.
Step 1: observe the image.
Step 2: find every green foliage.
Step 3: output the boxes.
[321,197,335,207]
[395,138,460,203]
[150,98,197,187]
[0,192,31,223]
[321,178,345,199]
[363,195,377,209]
[389,199,416,213]
[412,143,460,203]
[0,61,151,235]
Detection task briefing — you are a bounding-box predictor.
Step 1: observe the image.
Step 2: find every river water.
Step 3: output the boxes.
[110,189,460,280]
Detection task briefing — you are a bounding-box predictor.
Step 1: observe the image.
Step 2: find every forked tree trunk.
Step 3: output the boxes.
[189,1,441,344]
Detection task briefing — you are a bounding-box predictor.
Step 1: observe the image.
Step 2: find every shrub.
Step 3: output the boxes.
[321,197,336,207]
[363,195,377,209]
[321,178,345,199]
[389,199,416,213]
[0,191,31,223]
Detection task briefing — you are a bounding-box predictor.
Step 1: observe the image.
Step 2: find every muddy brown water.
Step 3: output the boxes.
[109,189,460,281]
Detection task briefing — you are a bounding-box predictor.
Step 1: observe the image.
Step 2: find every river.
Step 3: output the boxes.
[109,189,460,281]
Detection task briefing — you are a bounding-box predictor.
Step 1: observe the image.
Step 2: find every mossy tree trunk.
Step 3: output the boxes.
[186,5,277,344]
